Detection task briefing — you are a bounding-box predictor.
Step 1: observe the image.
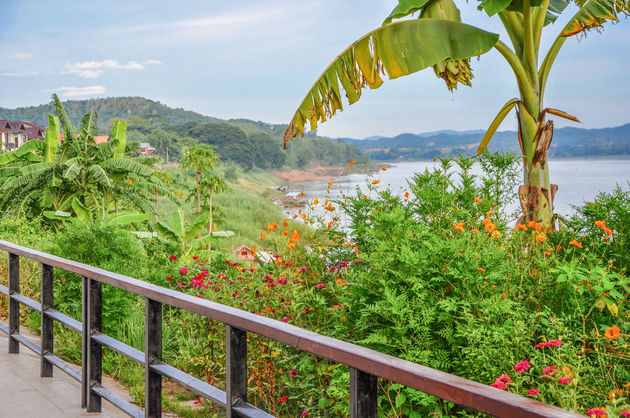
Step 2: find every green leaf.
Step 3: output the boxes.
[478,0,513,16]
[383,0,432,24]
[284,19,499,146]
[44,115,61,163]
[71,197,92,224]
[79,111,98,139]
[477,98,521,155]
[51,93,76,141]
[103,212,150,227]
[110,120,127,159]
[171,209,186,238]
[186,212,211,240]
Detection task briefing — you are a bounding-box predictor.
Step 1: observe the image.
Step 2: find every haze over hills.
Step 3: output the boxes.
[1,97,629,160]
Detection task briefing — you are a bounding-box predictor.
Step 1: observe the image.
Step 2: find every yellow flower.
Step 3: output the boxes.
[491,230,501,239]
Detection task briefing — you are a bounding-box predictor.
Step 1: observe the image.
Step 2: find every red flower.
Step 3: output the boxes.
[193,255,198,260]
[527,388,540,396]
[282,317,289,323]
[513,360,531,374]
[558,377,571,384]
[279,395,288,403]
[170,255,177,260]
[166,276,172,281]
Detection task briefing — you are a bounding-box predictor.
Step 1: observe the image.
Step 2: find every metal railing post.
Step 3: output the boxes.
[40,263,53,377]
[226,325,247,417]
[87,278,102,412]
[145,298,162,417]
[81,276,88,408]
[8,253,19,354]
[350,367,377,418]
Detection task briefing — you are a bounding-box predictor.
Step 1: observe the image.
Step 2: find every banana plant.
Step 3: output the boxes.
[155,208,212,253]
[284,0,629,226]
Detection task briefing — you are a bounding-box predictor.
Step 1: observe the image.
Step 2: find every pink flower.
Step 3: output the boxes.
[558,377,571,384]
[491,380,507,390]
[497,373,512,384]
[170,255,177,260]
[282,317,290,323]
[180,267,188,275]
[541,366,556,379]
[166,276,172,281]
[514,360,531,374]
[301,411,309,417]
[193,396,203,404]
[619,411,630,417]
[585,407,607,416]
[289,368,298,378]
[315,283,326,289]
[535,340,563,348]
[527,388,540,396]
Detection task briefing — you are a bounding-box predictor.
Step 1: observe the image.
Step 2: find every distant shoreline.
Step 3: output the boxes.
[367,155,630,163]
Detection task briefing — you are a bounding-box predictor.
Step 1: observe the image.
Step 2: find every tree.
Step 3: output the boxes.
[179,145,219,214]
[199,173,228,258]
[283,0,629,225]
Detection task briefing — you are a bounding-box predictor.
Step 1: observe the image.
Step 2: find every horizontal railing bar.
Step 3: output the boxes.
[232,399,275,418]
[0,284,7,296]
[0,240,582,418]
[91,384,144,418]
[45,308,83,333]
[11,333,41,354]
[0,320,8,334]
[92,332,145,364]
[149,361,227,408]
[11,293,41,311]
[43,353,82,382]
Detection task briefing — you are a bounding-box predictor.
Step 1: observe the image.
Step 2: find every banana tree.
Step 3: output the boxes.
[155,208,211,253]
[283,0,629,225]
[180,146,219,214]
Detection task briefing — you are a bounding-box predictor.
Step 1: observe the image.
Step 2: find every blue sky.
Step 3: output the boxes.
[1,0,628,138]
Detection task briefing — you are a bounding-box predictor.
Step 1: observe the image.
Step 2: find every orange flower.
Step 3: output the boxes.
[568,240,583,248]
[477,267,486,272]
[348,160,356,167]
[404,191,409,198]
[328,180,333,189]
[605,326,621,340]
[324,198,329,205]
[381,167,387,171]
[474,197,483,203]
[604,227,613,236]
[515,224,528,231]
[283,219,288,228]
[324,205,335,212]
[283,230,290,236]
[484,221,497,233]
[326,222,332,229]
[491,230,501,239]
[501,292,507,299]
[486,209,494,216]
[300,192,304,197]
[536,233,547,242]
[260,233,265,241]
[528,221,541,231]
[343,242,350,247]
[543,250,552,256]
[371,180,380,185]
[301,212,307,220]
[595,220,607,229]
[471,228,479,234]
[289,230,300,243]
[313,198,319,205]
[336,278,345,287]
[453,222,464,231]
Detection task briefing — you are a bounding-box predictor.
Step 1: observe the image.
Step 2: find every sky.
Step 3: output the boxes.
[0,0,629,138]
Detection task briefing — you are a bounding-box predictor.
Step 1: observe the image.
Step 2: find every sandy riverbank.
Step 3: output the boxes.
[270,163,391,184]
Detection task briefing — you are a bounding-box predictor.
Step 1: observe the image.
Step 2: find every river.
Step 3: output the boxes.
[287,159,630,223]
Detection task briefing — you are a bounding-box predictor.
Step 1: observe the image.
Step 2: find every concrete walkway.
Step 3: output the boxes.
[0,332,130,417]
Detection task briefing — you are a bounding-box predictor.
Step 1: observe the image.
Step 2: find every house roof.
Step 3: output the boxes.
[0,120,10,130]
[25,127,44,140]
[94,135,109,144]
[22,121,45,130]
[233,245,253,254]
[8,121,26,131]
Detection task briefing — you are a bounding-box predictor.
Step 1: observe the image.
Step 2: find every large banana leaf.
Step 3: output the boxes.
[110,120,127,159]
[283,19,499,146]
[102,158,153,176]
[44,115,61,163]
[51,94,76,142]
[103,212,150,227]
[383,0,432,24]
[72,197,92,224]
[80,111,98,140]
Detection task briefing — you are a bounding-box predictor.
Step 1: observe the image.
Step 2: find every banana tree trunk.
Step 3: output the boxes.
[517,106,557,226]
[154,190,159,222]
[196,172,201,214]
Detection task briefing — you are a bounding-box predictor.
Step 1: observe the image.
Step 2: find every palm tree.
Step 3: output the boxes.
[199,173,228,255]
[179,146,219,214]
[283,0,629,225]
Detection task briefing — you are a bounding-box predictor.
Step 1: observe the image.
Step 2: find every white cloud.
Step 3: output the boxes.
[9,52,33,59]
[0,70,38,77]
[64,59,159,78]
[56,85,106,97]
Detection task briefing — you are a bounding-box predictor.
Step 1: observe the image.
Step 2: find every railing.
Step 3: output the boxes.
[0,240,582,418]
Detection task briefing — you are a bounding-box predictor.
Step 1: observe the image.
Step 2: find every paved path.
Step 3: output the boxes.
[0,332,130,418]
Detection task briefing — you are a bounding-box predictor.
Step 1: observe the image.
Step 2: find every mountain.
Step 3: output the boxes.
[341,124,630,160]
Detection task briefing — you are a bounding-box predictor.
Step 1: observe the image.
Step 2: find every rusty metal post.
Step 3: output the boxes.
[40,263,54,377]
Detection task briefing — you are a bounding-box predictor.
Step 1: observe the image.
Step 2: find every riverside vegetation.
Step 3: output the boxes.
[0,99,627,417]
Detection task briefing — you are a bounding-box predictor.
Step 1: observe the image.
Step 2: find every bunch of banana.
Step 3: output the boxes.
[420,0,475,90]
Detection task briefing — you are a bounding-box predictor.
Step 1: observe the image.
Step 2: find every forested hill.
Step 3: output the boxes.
[0,97,223,127]
[341,123,630,160]
[0,97,368,171]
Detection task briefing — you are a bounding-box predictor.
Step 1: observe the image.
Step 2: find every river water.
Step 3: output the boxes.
[288,159,630,222]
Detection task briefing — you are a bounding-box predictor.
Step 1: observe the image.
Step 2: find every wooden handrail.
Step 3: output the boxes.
[0,240,582,417]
